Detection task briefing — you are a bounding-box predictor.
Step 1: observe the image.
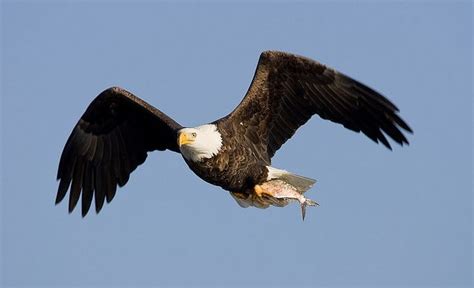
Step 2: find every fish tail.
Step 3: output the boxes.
[300,198,318,221]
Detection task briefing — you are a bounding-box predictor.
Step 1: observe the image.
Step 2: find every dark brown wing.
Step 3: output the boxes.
[56,87,182,216]
[218,51,412,159]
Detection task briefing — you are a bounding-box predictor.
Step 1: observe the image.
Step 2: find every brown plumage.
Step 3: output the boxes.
[221,51,411,156]
[56,87,182,216]
[56,51,412,217]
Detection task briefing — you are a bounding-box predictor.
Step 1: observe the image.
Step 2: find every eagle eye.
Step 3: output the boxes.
[192,132,197,137]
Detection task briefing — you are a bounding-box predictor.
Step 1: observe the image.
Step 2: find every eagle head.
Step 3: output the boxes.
[178,124,223,162]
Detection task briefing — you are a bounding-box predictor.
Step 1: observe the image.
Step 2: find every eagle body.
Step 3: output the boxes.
[182,124,269,193]
[56,51,412,217]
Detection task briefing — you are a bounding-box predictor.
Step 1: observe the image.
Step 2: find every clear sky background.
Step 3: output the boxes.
[1,1,472,287]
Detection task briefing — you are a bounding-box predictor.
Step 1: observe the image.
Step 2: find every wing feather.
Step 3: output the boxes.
[81,161,94,216]
[68,159,84,212]
[219,51,412,158]
[94,164,106,213]
[56,87,182,216]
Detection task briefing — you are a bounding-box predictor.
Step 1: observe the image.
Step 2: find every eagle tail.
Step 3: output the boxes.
[266,166,316,193]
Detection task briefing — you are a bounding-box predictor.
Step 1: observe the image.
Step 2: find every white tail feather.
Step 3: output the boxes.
[266,166,316,193]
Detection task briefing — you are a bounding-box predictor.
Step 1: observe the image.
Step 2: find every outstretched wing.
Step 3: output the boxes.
[219,51,412,159]
[56,87,182,216]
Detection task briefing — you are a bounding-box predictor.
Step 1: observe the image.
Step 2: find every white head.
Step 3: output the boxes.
[178,124,223,162]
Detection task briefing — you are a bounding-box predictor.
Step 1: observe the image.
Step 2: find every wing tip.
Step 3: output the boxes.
[55,194,65,205]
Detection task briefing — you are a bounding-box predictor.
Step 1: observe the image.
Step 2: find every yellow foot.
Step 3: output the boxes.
[254,184,264,197]
[254,184,274,198]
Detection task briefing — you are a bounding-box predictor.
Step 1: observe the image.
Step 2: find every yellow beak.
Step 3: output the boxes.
[178,133,193,146]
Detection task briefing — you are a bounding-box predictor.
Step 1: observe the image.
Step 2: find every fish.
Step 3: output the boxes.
[260,180,318,220]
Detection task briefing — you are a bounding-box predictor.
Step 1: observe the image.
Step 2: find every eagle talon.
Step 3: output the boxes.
[254,184,274,198]
[254,184,264,197]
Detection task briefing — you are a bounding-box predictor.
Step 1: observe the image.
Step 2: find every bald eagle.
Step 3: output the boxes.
[56,51,412,218]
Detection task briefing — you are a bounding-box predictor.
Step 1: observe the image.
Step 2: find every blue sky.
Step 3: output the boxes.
[1,1,472,287]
